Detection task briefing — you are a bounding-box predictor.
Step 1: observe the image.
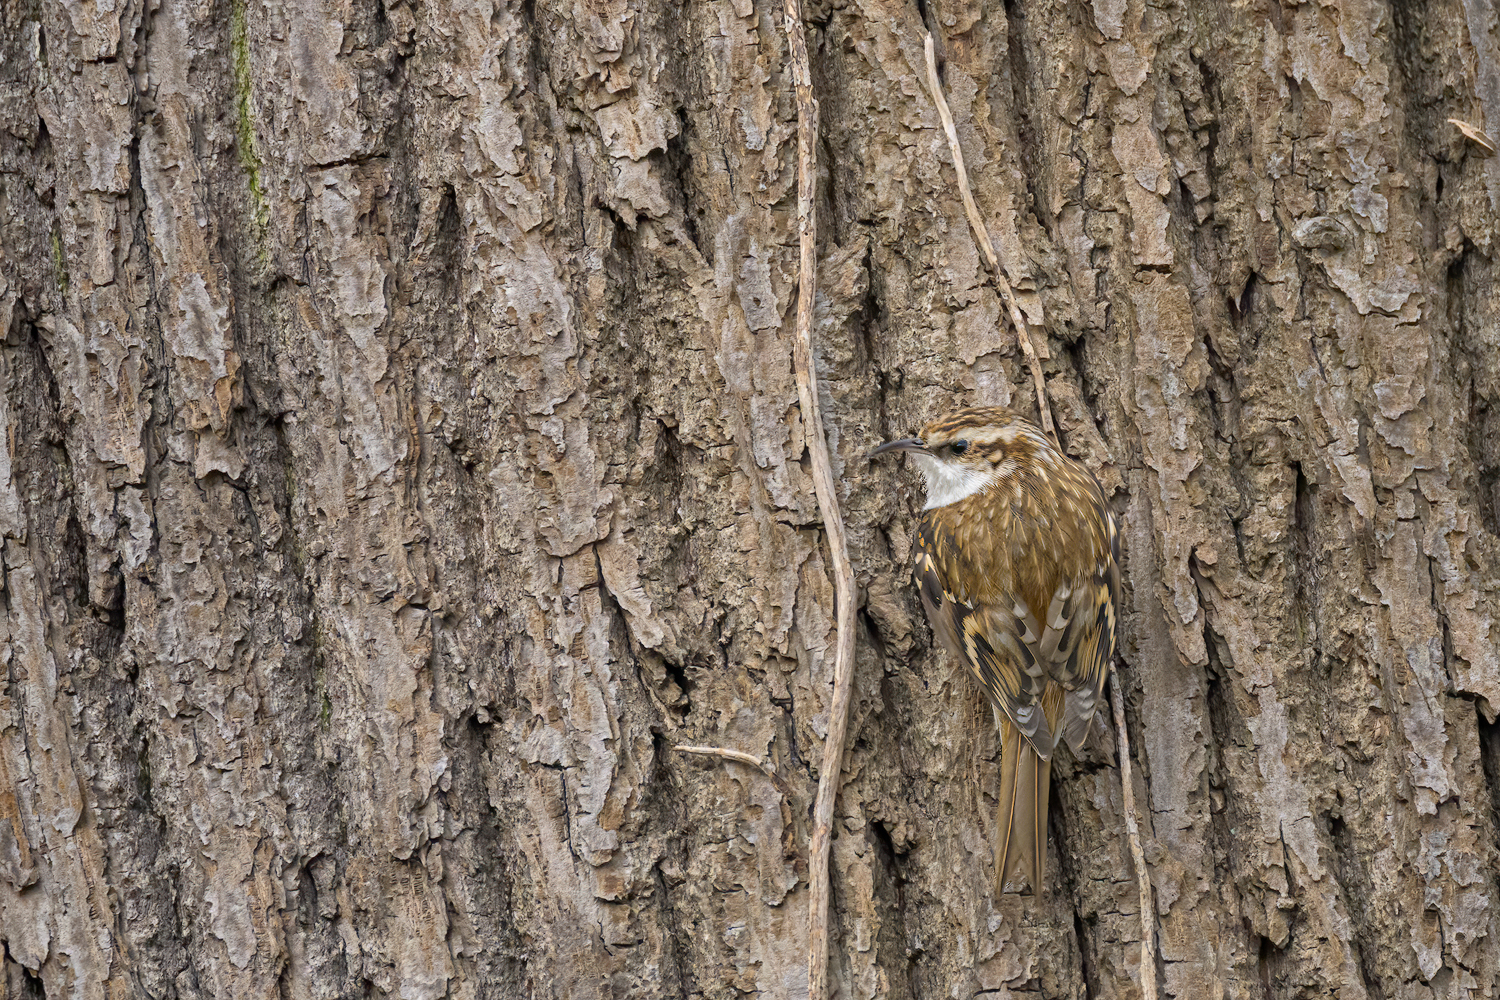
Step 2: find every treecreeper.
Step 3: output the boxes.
[873,406,1121,894]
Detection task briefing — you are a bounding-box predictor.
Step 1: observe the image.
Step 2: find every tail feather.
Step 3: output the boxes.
[995,719,1053,895]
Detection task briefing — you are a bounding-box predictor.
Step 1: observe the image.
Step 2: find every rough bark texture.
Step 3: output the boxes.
[4,0,1500,997]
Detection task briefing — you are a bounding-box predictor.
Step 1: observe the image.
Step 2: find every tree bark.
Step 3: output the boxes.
[3,0,1500,997]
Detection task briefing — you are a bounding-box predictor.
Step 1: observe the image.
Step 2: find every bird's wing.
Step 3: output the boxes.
[1035,496,1119,754]
[915,478,1119,760]
[914,518,1055,752]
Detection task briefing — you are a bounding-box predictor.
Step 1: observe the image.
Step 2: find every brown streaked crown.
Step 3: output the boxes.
[916,406,1049,467]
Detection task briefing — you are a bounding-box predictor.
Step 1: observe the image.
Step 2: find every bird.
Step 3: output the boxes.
[871,406,1119,894]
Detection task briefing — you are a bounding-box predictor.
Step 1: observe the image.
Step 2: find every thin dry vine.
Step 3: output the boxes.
[779,4,858,999]
[920,32,1053,438]
[922,28,1156,997]
[1111,670,1159,999]
[672,744,794,800]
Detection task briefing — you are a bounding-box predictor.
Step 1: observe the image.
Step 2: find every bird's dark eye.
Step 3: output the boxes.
[950,440,969,456]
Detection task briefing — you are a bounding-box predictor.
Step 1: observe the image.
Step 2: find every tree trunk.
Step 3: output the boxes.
[4,0,1500,996]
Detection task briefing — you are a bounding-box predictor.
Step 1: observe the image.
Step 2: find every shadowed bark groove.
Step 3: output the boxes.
[4,0,1500,997]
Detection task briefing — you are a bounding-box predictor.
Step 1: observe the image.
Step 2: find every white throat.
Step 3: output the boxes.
[909,453,998,509]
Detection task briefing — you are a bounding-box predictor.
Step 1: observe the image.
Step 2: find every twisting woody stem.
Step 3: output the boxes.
[922,27,1155,996]
[920,32,1054,438]
[779,4,857,999]
[1111,670,1159,999]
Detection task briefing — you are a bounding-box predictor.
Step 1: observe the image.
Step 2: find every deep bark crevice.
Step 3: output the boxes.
[1478,709,1500,844]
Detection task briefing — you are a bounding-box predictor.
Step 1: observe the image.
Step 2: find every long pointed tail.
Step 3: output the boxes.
[995,719,1052,895]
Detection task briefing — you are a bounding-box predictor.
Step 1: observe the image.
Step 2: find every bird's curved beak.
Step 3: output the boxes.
[869,437,926,459]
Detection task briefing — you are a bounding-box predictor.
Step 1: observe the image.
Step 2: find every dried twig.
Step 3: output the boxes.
[779,4,858,999]
[1110,669,1158,1000]
[920,32,1054,438]
[1450,117,1498,156]
[672,744,793,800]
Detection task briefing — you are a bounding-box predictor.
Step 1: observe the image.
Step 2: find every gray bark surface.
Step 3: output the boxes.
[3,0,1500,997]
